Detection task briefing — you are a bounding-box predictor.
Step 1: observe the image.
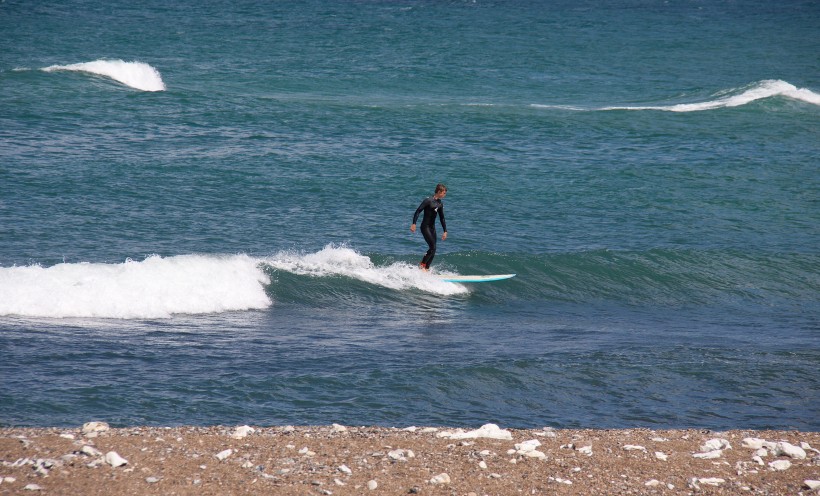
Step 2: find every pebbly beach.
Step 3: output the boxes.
[2,422,819,495]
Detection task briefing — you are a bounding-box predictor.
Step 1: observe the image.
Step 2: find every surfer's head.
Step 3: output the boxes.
[435,183,447,196]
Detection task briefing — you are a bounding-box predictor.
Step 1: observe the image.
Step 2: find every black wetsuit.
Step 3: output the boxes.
[413,196,447,269]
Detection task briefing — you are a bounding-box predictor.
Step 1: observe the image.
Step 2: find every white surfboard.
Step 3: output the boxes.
[438,274,516,283]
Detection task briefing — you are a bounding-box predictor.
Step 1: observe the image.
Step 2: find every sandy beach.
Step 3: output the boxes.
[1,423,818,495]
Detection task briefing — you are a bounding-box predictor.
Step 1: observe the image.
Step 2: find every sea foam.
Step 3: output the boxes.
[0,254,270,319]
[42,59,166,92]
[263,245,468,296]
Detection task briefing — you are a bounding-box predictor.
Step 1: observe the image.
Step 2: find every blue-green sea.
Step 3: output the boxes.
[1,0,818,430]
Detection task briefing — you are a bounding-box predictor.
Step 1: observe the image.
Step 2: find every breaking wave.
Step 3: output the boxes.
[2,245,815,319]
[0,247,467,319]
[42,59,166,91]
[533,80,819,112]
[0,254,270,319]
[262,245,469,299]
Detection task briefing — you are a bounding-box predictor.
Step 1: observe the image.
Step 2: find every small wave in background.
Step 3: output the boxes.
[532,80,820,112]
[42,59,166,91]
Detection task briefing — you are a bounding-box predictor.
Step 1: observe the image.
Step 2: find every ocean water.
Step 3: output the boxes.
[1,0,818,430]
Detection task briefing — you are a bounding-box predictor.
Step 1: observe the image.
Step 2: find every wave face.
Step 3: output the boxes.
[42,59,166,91]
[0,255,270,319]
[4,246,815,319]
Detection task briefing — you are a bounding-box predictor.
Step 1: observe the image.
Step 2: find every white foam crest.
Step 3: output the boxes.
[0,254,270,319]
[264,245,468,295]
[42,59,166,91]
[601,80,819,112]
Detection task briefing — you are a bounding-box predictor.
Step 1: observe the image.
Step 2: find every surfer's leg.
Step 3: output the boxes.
[421,225,437,269]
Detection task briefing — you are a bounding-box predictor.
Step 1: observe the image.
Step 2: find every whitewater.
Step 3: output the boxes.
[0,247,468,319]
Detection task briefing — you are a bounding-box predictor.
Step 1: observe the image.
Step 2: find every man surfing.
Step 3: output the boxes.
[410,183,448,271]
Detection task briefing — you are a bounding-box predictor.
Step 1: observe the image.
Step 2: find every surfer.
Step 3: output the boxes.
[410,183,448,271]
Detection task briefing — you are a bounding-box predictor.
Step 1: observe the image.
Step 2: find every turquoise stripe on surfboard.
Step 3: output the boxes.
[438,274,516,283]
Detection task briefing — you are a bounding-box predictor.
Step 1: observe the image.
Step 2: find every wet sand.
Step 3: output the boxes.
[1,423,818,495]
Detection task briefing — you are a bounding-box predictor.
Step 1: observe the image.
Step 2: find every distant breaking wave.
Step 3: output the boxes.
[533,80,820,112]
[42,59,166,92]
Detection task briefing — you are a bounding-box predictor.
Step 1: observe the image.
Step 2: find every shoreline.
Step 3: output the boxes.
[2,424,819,495]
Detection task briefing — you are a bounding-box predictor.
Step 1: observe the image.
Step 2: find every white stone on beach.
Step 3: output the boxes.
[623,445,647,452]
[24,484,43,491]
[388,449,414,461]
[701,438,731,452]
[516,439,540,452]
[338,464,352,475]
[104,451,128,467]
[514,439,547,459]
[429,473,451,484]
[698,477,726,486]
[800,442,820,454]
[693,449,723,459]
[82,422,110,436]
[215,449,234,461]
[332,423,348,432]
[59,433,75,440]
[437,423,511,440]
[478,460,488,469]
[521,450,547,459]
[645,479,661,487]
[805,480,820,490]
[742,438,776,450]
[774,441,806,459]
[578,445,593,456]
[231,425,255,439]
[655,451,668,461]
[367,480,378,490]
[81,445,102,457]
[769,460,791,471]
